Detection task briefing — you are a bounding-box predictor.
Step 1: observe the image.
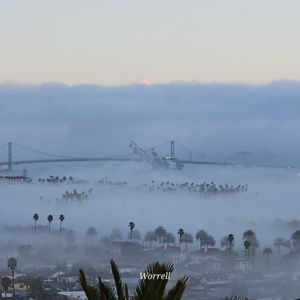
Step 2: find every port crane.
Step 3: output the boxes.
[129,140,183,170]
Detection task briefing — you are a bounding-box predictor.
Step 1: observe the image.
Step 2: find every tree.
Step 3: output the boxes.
[163,232,176,246]
[47,214,53,232]
[178,228,184,248]
[128,222,135,242]
[33,213,39,232]
[59,214,65,234]
[195,230,208,249]
[7,257,17,298]
[228,234,234,253]
[243,230,258,266]
[244,240,251,260]
[144,231,157,249]
[181,233,193,255]
[154,226,167,244]
[128,230,142,242]
[291,230,300,251]
[207,235,215,248]
[273,238,285,256]
[262,247,273,270]
[86,227,98,247]
[79,259,188,300]
[1,276,11,298]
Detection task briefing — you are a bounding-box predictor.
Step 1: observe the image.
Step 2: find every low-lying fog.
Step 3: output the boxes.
[1,162,299,250]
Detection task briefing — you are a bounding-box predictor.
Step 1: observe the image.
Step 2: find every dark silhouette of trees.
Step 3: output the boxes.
[59,214,65,234]
[7,257,17,298]
[154,226,167,244]
[262,247,273,270]
[228,234,234,253]
[243,230,258,266]
[178,228,184,248]
[1,276,11,298]
[128,229,142,242]
[181,232,193,255]
[79,260,188,300]
[195,230,208,249]
[33,213,39,232]
[163,232,176,245]
[291,230,300,251]
[144,231,156,249]
[47,214,53,232]
[273,237,291,256]
[128,222,135,242]
[86,227,98,247]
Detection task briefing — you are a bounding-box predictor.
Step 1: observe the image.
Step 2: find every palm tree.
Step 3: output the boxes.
[128,221,135,242]
[244,240,251,260]
[262,247,273,270]
[33,213,39,232]
[228,233,234,253]
[273,237,285,256]
[79,259,188,300]
[47,214,53,232]
[128,230,142,242]
[181,233,193,256]
[7,257,17,298]
[243,230,258,266]
[1,276,11,298]
[144,231,157,249]
[195,229,208,250]
[86,227,98,247]
[163,232,176,246]
[59,214,65,234]
[154,226,167,244]
[178,228,184,248]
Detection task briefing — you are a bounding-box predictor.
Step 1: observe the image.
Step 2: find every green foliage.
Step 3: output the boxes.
[79,260,188,300]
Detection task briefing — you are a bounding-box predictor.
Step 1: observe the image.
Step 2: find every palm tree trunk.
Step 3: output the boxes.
[12,270,15,299]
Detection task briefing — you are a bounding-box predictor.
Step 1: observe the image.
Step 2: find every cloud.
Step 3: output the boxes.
[0,81,300,164]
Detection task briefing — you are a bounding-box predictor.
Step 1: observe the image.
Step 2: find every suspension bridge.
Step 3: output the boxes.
[0,141,231,171]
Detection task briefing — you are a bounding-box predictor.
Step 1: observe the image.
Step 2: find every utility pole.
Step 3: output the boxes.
[8,142,12,171]
[170,140,175,160]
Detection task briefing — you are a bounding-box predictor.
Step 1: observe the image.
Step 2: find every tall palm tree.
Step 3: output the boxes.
[128,221,135,242]
[86,227,98,247]
[33,213,39,232]
[228,233,234,253]
[178,228,184,248]
[181,232,193,256]
[154,226,167,244]
[7,257,17,298]
[144,231,157,249]
[59,214,65,234]
[47,215,53,232]
[79,259,188,300]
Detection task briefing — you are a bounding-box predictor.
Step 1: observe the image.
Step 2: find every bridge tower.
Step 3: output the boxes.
[8,142,12,171]
[170,140,175,160]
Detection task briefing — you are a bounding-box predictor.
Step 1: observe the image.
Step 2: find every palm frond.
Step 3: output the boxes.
[79,269,99,300]
[110,259,127,300]
[164,276,188,300]
[98,277,116,300]
[131,261,174,300]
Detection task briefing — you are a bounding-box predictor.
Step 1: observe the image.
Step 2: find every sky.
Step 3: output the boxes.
[1,0,300,85]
